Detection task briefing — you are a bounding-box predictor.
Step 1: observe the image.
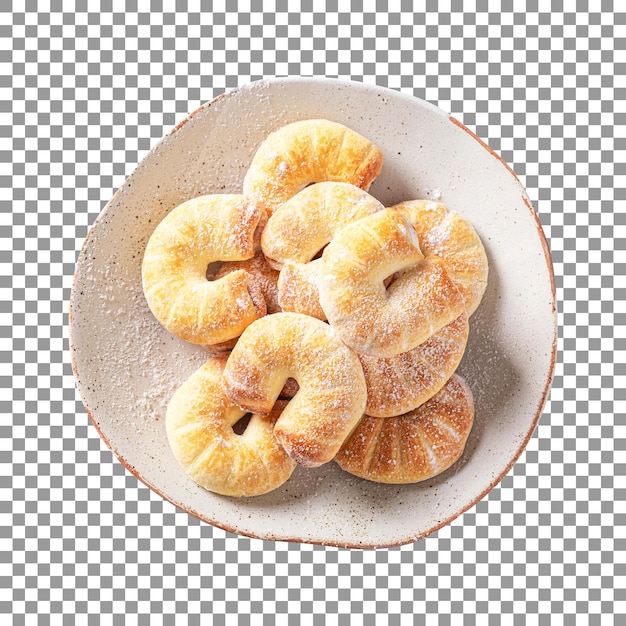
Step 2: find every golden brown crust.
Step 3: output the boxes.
[243,120,384,216]
[335,374,474,484]
[165,356,296,497]
[150,124,488,498]
[392,200,489,316]
[318,208,466,357]
[222,312,367,468]
[359,312,469,417]
[142,194,267,345]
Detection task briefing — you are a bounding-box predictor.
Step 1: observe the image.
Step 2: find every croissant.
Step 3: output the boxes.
[166,356,296,497]
[222,312,367,468]
[243,119,384,215]
[261,181,383,320]
[335,374,474,484]
[142,194,266,346]
[359,312,469,417]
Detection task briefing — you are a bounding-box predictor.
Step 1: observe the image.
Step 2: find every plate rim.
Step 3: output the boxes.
[69,77,558,549]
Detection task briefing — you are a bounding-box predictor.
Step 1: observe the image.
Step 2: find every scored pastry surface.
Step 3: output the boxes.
[166,356,296,497]
[359,312,469,417]
[243,119,384,216]
[335,374,475,484]
[142,194,266,346]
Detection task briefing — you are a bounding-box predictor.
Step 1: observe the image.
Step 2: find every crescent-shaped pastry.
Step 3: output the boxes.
[243,119,384,215]
[335,374,474,484]
[142,194,266,346]
[392,200,488,315]
[359,312,469,417]
[318,208,466,357]
[261,182,384,320]
[165,356,297,497]
[222,312,367,468]
[262,182,384,267]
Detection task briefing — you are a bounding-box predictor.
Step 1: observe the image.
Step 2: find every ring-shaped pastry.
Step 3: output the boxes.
[165,356,297,497]
[392,200,489,316]
[318,208,466,357]
[359,312,469,417]
[222,312,367,468]
[243,119,384,215]
[142,194,266,346]
[334,374,474,484]
[261,182,384,319]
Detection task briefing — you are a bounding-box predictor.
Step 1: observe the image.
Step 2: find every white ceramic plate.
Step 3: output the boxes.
[70,78,556,548]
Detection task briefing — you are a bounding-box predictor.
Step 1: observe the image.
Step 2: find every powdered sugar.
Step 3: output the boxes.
[75,110,482,505]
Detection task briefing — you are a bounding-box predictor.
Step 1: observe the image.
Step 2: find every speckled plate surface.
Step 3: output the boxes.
[69,78,557,548]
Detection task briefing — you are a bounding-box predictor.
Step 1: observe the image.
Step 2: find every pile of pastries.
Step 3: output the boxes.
[141,119,488,497]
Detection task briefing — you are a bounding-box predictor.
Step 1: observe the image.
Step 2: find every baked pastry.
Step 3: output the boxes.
[147,122,486,498]
[262,182,384,267]
[359,312,469,417]
[222,312,367,468]
[392,200,488,315]
[165,356,297,497]
[243,119,384,216]
[335,374,474,484]
[142,194,266,346]
[318,208,466,357]
[261,182,384,319]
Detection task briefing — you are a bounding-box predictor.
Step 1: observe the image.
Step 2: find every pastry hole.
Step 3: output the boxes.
[311,246,325,261]
[232,413,253,435]
[279,377,299,399]
[206,261,224,281]
[383,273,397,290]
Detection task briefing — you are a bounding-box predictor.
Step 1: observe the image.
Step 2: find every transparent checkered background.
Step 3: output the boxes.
[3,2,624,623]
